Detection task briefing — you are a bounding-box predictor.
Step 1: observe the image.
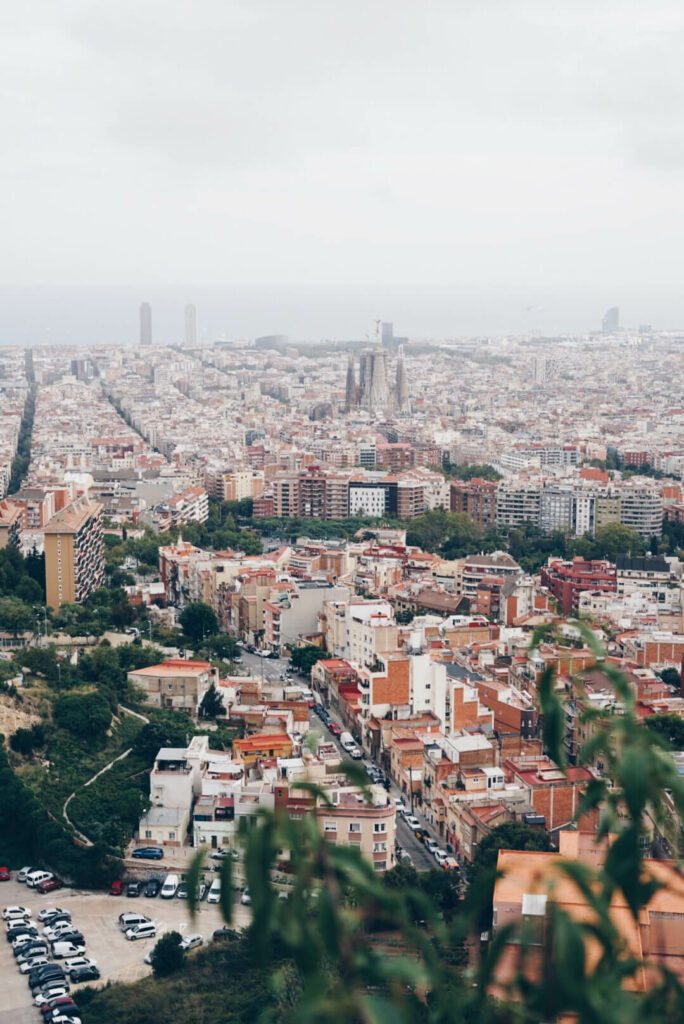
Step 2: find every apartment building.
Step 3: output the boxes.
[450,477,498,525]
[44,497,104,609]
[540,557,617,615]
[128,659,215,715]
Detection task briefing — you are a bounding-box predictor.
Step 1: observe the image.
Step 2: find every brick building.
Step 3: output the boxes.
[540,557,617,615]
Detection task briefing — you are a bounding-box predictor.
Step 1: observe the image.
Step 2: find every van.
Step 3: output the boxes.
[160,873,180,899]
[207,878,222,904]
[125,921,157,941]
[118,912,151,932]
[26,871,53,889]
[339,732,355,752]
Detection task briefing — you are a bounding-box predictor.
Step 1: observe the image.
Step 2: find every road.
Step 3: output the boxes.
[307,700,437,872]
[235,649,441,872]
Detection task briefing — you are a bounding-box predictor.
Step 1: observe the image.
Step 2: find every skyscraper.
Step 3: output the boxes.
[602,307,619,333]
[184,304,197,347]
[140,302,152,347]
[396,345,409,412]
[345,355,357,412]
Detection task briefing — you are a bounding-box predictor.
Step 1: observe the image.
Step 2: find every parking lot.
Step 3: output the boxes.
[0,878,250,1020]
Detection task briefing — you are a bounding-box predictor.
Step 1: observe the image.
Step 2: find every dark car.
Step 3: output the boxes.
[0,866,10,881]
[144,878,161,898]
[109,880,124,895]
[212,927,233,941]
[16,943,48,961]
[28,967,65,989]
[131,847,164,860]
[37,877,63,894]
[7,924,39,942]
[42,913,71,928]
[51,931,84,946]
[69,964,100,983]
[127,881,142,897]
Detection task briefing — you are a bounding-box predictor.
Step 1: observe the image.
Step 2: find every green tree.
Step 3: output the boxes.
[179,602,218,644]
[200,633,241,662]
[199,682,225,719]
[591,522,644,560]
[289,645,327,675]
[54,691,112,742]
[644,713,684,749]
[659,667,681,689]
[0,596,34,636]
[150,930,184,977]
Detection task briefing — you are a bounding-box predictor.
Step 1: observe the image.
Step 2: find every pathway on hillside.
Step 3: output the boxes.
[61,705,150,846]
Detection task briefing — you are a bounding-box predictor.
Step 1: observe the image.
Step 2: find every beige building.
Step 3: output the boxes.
[128,659,216,715]
[44,497,104,609]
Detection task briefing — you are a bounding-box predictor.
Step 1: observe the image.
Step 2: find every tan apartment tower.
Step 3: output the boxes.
[44,498,105,609]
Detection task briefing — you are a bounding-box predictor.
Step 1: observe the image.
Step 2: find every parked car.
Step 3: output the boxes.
[160,874,179,899]
[38,878,63,894]
[16,942,48,961]
[118,912,151,932]
[240,888,252,905]
[11,930,40,948]
[39,995,77,1016]
[212,927,233,940]
[127,881,143,897]
[176,882,188,899]
[405,816,421,831]
[19,955,51,974]
[433,849,449,867]
[131,847,164,860]
[28,963,65,986]
[347,747,363,760]
[17,866,39,883]
[41,911,71,926]
[3,905,32,920]
[0,866,10,881]
[64,956,98,973]
[69,964,100,984]
[207,879,221,904]
[328,722,341,736]
[425,839,440,855]
[442,857,459,872]
[144,878,161,898]
[50,932,84,948]
[38,907,69,922]
[51,942,86,959]
[108,880,124,896]
[26,871,55,889]
[125,922,157,941]
[44,922,76,940]
[7,922,38,940]
[34,986,70,1007]
[179,933,203,951]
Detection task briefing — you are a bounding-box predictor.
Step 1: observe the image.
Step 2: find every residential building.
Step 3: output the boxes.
[44,497,104,609]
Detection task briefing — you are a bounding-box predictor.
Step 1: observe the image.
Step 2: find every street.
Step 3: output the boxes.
[234,649,442,873]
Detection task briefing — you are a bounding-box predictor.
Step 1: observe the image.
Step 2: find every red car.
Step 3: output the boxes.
[109,880,124,895]
[37,877,62,893]
[329,722,341,736]
[0,867,10,881]
[307,698,315,708]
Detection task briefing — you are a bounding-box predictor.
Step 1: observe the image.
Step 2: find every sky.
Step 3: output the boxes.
[2,1,684,340]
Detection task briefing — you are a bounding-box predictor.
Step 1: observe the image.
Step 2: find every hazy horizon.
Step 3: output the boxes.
[2,284,683,348]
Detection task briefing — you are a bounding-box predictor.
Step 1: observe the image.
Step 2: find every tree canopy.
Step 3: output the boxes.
[179,602,218,644]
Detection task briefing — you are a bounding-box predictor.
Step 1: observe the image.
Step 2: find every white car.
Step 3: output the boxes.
[433,849,449,867]
[17,866,38,883]
[38,906,68,921]
[240,889,252,905]
[34,985,70,1006]
[64,955,98,972]
[405,816,421,831]
[125,922,157,941]
[12,932,40,949]
[179,933,203,951]
[2,906,31,920]
[19,955,50,973]
[53,1016,82,1024]
[44,922,75,940]
[52,941,86,959]
[425,839,440,855]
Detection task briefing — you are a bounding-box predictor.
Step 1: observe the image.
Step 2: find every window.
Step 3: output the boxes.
[348,822,361,833]
[290,812,302,820]
[168,832,176,840]
[373,842,387,853]
[324,821,337,832]
[373,822,386,833]
[144,830,152,839]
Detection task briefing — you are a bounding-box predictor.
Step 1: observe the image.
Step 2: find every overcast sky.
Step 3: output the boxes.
[2,1,684,333]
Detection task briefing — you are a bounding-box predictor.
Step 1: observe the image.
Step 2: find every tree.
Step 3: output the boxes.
[645,713,684,749]
[10,724,46,756]
[179,602,218,644]
[289,645,327,675]
[0,597,34,636]
[659,667,681,689]
[150,930,184,977]
[200,633,241,662]
[199,682,225,719]
[54,691,112,742]
[591,522,644,561]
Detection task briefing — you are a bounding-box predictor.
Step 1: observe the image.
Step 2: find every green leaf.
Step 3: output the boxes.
[185,847,206,920]
[218,850,233,925]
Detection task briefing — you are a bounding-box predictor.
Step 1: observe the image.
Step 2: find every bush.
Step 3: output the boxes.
[150,931,184,976]
[10,723,46,756]
[54,691,112,742]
